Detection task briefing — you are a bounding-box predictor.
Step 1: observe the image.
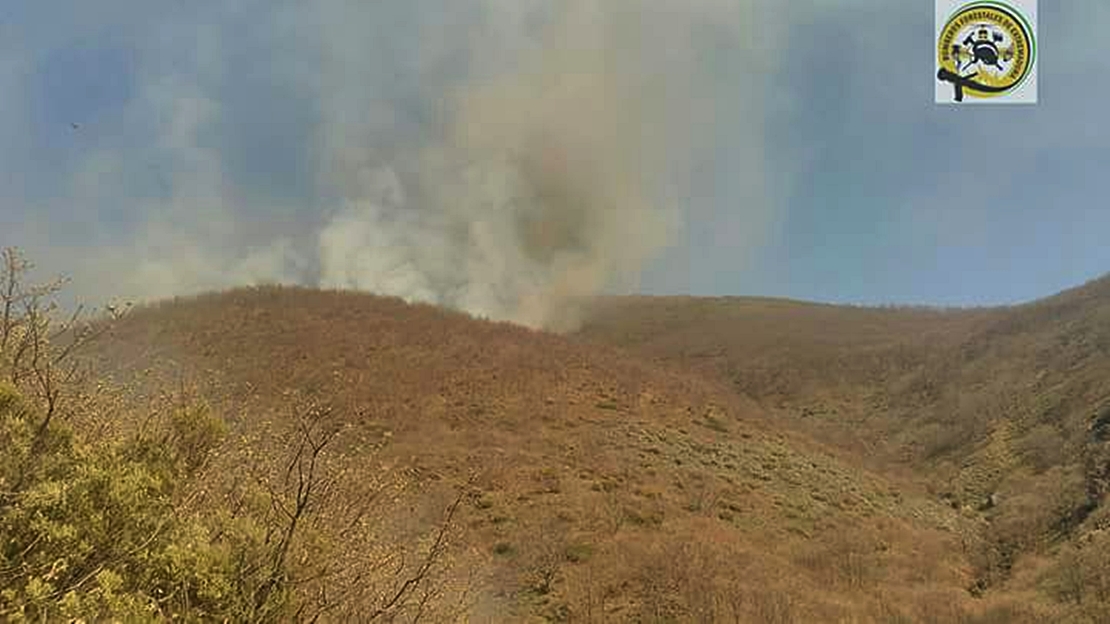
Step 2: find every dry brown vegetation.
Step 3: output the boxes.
[4,256,1096,620]
[1,251,477,622]
[578,276,1110,620]
[44,282,1039,621]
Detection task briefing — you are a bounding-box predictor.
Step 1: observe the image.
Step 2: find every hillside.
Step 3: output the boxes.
[76,286,1037,622]
[577,275,1110,615]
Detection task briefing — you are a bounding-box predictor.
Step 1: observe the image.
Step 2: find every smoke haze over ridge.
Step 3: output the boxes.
[315,1,767,330]
[2,0,769,331]
[5,1,1108,314]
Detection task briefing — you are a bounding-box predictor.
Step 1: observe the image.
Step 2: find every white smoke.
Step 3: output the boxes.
[314,0,739,330]
[7,0,771,331]
[64,84,307,302]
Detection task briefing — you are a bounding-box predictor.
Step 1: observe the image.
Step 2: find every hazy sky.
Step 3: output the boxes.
[1,0,1108,317]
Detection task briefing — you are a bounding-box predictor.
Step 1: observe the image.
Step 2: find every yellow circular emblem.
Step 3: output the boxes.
[936,2,1035,100]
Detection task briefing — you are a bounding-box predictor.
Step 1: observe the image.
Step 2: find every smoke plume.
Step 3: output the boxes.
[316,1,724,331]
[6,0,766,331]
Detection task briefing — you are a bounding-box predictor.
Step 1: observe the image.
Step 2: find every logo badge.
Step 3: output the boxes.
[935,0,1037,104]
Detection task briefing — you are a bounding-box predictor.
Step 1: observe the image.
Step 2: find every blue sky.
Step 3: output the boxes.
[1,0,1108,320]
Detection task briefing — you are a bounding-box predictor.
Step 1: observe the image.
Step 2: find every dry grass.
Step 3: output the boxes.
[75,285,1017,620]
[578,274,1110,615]
[61,273,1110,619]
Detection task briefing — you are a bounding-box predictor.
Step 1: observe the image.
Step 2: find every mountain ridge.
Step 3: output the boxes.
[67,272,1110,621]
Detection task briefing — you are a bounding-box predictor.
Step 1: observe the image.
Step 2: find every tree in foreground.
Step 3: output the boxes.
[0,248,470,621]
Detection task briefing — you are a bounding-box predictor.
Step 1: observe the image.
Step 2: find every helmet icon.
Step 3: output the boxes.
[958,23,1010,72]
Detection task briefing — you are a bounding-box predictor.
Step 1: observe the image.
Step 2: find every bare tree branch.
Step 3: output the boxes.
[368,488,466,621]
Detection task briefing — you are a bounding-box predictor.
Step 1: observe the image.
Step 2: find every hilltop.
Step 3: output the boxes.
[12,270,1108,621]
[78,285,1024,622]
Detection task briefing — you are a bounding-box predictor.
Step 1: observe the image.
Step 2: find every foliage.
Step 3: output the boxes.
[0,248,467,621]
[0,381,262,621]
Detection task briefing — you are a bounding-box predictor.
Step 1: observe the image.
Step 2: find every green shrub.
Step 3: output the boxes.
[0,385,283,622]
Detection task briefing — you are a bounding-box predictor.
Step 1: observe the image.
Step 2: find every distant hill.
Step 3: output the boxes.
[578,275,1110,615]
